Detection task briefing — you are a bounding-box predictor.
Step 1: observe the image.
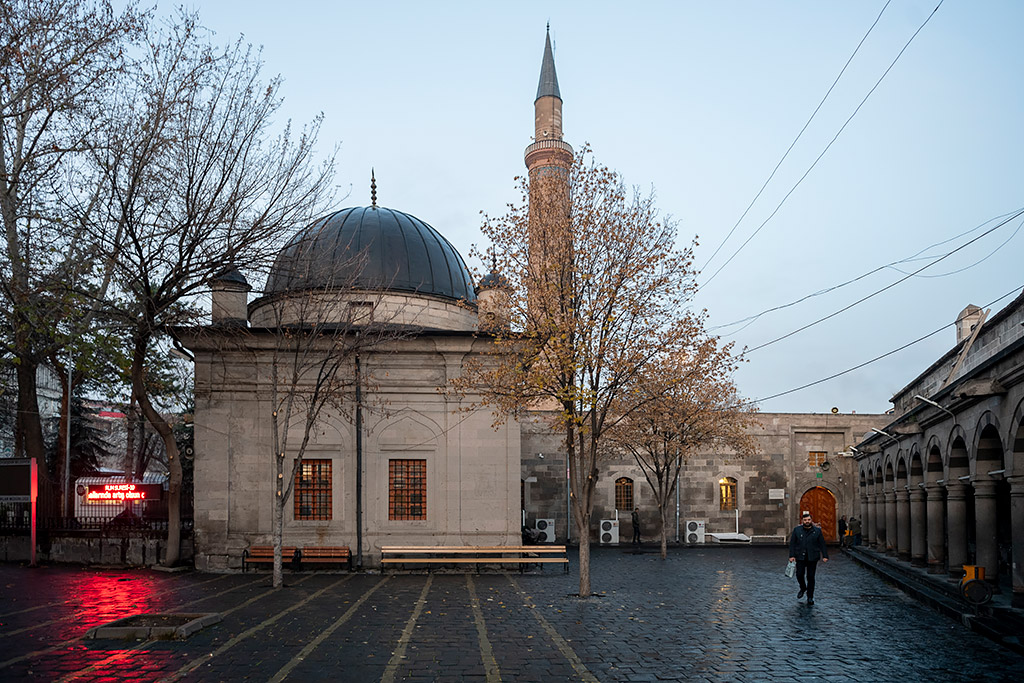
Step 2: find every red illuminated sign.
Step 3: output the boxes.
[85,483,162,503]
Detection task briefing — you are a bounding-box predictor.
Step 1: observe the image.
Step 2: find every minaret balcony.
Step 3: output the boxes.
[524,139,574,170]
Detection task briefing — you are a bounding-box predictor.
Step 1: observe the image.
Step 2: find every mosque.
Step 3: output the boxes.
[184,30,887,571]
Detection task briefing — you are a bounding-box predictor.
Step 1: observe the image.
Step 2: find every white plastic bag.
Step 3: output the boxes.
[785,559,796,578]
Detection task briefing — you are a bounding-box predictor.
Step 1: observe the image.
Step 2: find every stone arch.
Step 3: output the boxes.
[949,432,970,480]
[376,413,441,451]
[1012,397,1024,476]
[874,463,884,494]
[884,461,896,493]
[926,441,944,484]
[908,445,924,487]
[896,456,909,489]
[974,412,1005,477]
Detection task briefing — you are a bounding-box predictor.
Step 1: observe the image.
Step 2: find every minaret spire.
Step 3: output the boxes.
[370,168,377,208]
[535,24,561,102]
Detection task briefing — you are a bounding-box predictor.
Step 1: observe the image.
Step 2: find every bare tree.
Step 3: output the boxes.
[607,345,758,558]
[0,0,143,511]
[94,12,335,566]
[456,147,699,596]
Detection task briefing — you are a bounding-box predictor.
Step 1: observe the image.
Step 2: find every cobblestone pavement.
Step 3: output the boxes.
[2,546,1024,682]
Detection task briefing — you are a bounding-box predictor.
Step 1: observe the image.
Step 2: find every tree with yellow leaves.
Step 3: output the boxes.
[459,147,717,596]
[607,346,758,559]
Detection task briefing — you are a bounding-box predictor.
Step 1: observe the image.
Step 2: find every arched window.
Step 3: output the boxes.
[615,477,634,510]
[719,477,737,511]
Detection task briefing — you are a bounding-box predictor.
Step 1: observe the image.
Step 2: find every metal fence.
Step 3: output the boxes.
[0,502,192,537]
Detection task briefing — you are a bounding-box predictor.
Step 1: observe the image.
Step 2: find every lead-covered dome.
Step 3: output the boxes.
[265,206,476,303]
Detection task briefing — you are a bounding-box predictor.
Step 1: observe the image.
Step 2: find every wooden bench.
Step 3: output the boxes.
[242,545,298,572]
[380,545,568,574]
[299,546,351,570]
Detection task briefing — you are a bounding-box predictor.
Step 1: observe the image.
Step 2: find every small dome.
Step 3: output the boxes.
[478,269,510,291]
[214,268,250,288]
[265,206,476,302]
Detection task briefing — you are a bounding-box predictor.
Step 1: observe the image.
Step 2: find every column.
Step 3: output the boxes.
[924,482,946,574]
[860,492,870,546]
[1008,476,1024,607]
[909,485,927,567]
[946,482,968,579]
[868,491,884,548]
[973,478,999,583]
[896,487,911,561]
[885,491,897,555]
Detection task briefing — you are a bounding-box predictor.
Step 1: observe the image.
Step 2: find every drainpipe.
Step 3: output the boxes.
[355,354,363,570]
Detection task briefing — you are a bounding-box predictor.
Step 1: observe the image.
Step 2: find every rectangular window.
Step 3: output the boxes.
[389,459,426,520]
[348,301,374,325]
[719,477,737,511]
[809,451,827,467]
[615,478,634,510]
[294,459,332,521]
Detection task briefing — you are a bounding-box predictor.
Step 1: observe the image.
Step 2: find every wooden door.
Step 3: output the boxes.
[799,487,837,543]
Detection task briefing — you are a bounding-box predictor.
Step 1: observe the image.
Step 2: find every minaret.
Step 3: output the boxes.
[524,25,573,178]
[523,27,573,318]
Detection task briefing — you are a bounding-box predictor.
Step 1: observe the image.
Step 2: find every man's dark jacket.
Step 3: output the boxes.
[788,524,829,561]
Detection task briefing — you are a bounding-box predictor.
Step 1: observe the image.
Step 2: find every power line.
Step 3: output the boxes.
[710,206,1023,333]
[743,206,1024,354]
[700,0,893,275]
[701,0,945,289]
[745,283,1023,406]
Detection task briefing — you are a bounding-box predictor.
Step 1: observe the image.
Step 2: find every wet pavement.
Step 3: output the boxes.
[2,546,1023,681]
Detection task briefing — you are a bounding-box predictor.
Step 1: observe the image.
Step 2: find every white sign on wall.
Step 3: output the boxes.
[768,488,785,500]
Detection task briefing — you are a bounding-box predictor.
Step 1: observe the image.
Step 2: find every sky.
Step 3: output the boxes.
[182,1,1024,416]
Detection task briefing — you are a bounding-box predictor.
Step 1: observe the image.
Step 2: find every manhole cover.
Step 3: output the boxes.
[85,613,221,640]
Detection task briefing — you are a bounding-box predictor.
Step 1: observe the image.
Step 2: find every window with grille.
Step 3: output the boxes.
[294,459,332,521]
[615,477,634,510]
[719,477,737,511]
[809,451,827,467]
[389,459,426,520]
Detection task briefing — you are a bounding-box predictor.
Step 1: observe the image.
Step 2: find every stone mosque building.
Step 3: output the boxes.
[185,30,890,571]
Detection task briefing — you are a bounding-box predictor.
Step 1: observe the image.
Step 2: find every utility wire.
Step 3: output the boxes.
[700,0,892,275]
[743,207,1024,354]
[701,0,945,289]
[710,206,1023,333]
[744,283,1024,406]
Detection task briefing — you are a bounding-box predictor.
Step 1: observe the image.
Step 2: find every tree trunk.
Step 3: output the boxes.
[577,510,592,597]
[273,493,285,588]
[16,359,52,516]
[131,335,182,567]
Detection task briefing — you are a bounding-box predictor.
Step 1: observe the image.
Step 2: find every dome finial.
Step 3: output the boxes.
[370,168,377,208]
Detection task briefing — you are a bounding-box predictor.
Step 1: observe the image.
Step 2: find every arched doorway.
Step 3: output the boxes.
[799,487,837,542]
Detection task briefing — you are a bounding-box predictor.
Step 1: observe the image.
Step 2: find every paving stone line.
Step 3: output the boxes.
[52,574,286,683]
[158,575,350,682]
[381,574,433,683]
[0,573,235,638]
[0,572,229,621]
[466,574,501,683]
[506,575,599,683]
[0,573,275,673]
[266,576,391,683]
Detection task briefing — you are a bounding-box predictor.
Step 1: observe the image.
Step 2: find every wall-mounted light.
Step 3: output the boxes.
[871,428,900,448]
[913,394,955,420]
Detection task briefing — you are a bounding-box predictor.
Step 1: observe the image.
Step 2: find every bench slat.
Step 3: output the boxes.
[381,557,568,564]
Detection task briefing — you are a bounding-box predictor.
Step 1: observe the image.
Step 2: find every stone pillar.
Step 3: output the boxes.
[910,485,927,567]
[1008,476,1024,607]
[973,478,999,583]
[924,482,946,574]
[896,488,911,561]
[860,492,870,546]
[872,492,884,549]
[946,482,968,579]
[884,491,897,554]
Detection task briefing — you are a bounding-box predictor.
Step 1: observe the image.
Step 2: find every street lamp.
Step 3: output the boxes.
[871,428,900,448]
[913,394,955,420]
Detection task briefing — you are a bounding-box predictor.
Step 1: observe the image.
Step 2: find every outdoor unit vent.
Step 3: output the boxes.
[534,518,556,543]
[686,520,706,544]
[599,519,620,545]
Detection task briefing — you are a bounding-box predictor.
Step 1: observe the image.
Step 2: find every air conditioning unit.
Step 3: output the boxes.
[534,518,556,543]
[599,519,620,545]
[686,520,706,544]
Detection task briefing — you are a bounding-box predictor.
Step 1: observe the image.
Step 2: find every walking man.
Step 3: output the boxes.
[838,515,848,547]
[631,507,642,545]
[789,511,829,605]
